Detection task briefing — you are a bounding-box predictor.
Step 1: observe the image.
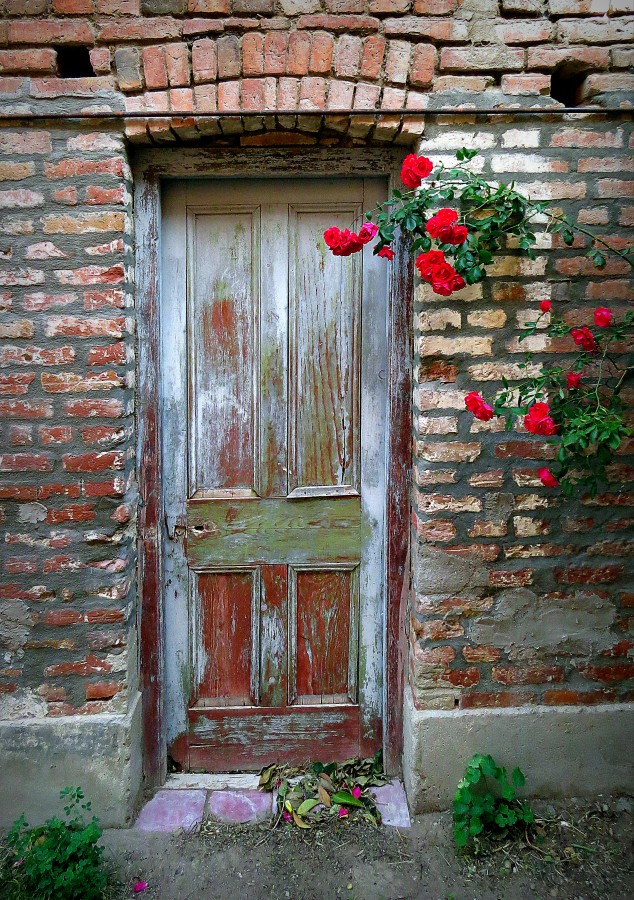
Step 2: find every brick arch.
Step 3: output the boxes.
[118,31,436,117]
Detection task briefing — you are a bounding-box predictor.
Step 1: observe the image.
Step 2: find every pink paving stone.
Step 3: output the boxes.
[135,790,207,832]
[207,788,273,824]
[370,780,411,828]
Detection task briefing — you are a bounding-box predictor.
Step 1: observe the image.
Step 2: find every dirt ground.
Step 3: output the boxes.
[103,795,634,900]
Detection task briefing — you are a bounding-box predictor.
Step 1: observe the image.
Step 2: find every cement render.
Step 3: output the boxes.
[403,687,634,813]
[0,691,142,828]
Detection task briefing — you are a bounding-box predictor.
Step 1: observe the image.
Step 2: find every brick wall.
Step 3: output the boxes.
[0,0,632,137]
[410,117,634,712]
[0,0,632,728]
[0,125,136,716]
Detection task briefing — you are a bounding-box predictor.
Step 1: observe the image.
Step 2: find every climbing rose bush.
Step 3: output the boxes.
[324,149,634,495]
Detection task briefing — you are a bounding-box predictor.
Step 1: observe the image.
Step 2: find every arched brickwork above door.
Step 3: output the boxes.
[1,0,632,133]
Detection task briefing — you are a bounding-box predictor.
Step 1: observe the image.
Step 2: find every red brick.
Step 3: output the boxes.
[0,373,35,396]
[85,680,122,700]
[577,663,634,683]
[440,47,524,71]
[53,187,78,205]
[413,618,464,641]
[46,503,96,523]
[38,483,81,500]
[53,0,94,12]
[0,453,52,472]
[8,19,94,44]
[335,35,362,78]
[88,343,126,366]
[83,288,126,310]
[287,33,310,76]
[410,43,436,88]
[40,426,74,445]
[10,424,33,446]
[5,556,38,574]
[0,399,53,418]
[83,478,126,497]
[85,186,126,206]
[360,34,385,79]
[263,32,287,76]
[0,486,37,501]
[65,398,124,417]
[165,42,189,87]
[63,451,124,473]
[188,0,230,10]
[37,684,68,701]
[86,608,125,623]
[460,691,534,709]
[493,665,564,685]
[543,689,616,706]
[297,15,380,31]
[98,18,181,42]
[299,76,326,109]
[488,568,533,587]
[495,441,557,460]
[41,372,122,394]
[309,32,334,74]
[217,35,241,80]
[45,316,125,338]
[462,645,501,663]
[45,609,82,626]
[192,38,217,82]
[502,74,550,95]
[43,555,83,572]
[0,49,57,73]
[415,520,456,541]
[89,46,111,74]
[44,654,112,677]
[443,667,480,687]
[554,564,624,585]
[81,424,124,444]
[0,346,75,367]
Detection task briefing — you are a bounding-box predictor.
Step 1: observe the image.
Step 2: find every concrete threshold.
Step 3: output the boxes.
[135,778,411,831]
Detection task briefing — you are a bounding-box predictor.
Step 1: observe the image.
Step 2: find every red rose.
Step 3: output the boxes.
[465,391,494,421]
[324,226,344,251]
[445,224,469,245]
[594,306,612,327]
[524,402,558,436]
[358,222,378,244]
[415,249,446,281]
[567,372,582,389]
[377,246,395,260]
[324,226,364,256]
[401,154,434,189]
[428,262,465,296]
[540,300,552,313]
[571,326,598,353]
[539,468,558,488]
[426,208,458,239]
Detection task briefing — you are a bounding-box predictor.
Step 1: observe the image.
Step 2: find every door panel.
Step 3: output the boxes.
[289,205,360,495]
[161,178,388,770]
[189,208,259,495]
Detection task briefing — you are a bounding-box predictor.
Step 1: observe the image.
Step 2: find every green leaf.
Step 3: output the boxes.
[511,767,526,787]
[330,791,365,809]
[297,798,320,816]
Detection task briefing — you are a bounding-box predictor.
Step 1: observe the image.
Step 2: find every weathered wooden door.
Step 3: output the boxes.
[161,178,388,770]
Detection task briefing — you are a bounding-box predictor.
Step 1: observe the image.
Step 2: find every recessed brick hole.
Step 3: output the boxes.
[55,46,95,79]
[550,64,589,107]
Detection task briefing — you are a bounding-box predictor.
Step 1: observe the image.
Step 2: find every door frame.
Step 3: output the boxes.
[134,147,413,788]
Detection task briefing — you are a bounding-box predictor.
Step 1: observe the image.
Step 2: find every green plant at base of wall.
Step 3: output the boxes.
[5,787,107,900]
[453,754,535,853]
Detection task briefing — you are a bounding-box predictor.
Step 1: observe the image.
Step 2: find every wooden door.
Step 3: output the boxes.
[161,178,388,771]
